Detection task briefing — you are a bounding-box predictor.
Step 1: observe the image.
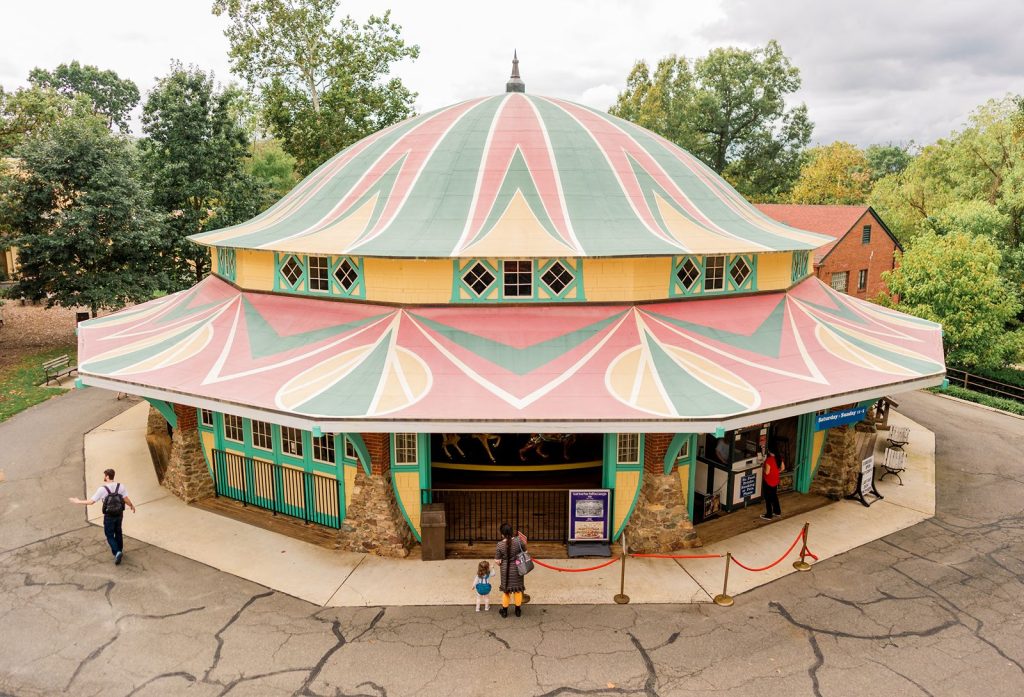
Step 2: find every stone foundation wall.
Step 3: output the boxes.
[624,471,701,552]
[145,406,172,483]
[809,422,877,499]
[163,403,215,503]
[337,466,413,557]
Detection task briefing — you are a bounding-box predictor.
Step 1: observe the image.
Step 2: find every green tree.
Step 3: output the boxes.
[28,61,140,131]
[865,143,912,183]
[140,64,265,288]
[610,41,813,200]
[883,232,1023,369]
[212,0,419,175]
[0,113,164,316]
[789,141,871,204]
[0,86,81,155]
[247,138,298,201]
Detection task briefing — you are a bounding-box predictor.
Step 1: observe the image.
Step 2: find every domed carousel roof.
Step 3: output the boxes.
[192,89,831,258]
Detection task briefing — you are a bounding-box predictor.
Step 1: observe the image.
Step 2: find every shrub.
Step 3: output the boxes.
[930,384,1024,416]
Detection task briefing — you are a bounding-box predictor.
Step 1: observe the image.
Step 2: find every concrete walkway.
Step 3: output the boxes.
[84,403,935,607]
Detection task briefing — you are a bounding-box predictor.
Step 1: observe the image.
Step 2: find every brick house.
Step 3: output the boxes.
[756,205,903,298]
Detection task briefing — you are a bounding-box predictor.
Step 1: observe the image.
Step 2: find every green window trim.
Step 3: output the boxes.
[390,433,430,543]
[792,250,810,284]
[671,255,758,297]
[343,433,371,476]
[274,253,365,299]
[603,433,645,541]
[216,248,237,282]
[452,258,584,303]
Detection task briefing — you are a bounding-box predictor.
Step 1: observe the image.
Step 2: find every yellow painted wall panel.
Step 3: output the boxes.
[344,464,356,510]
[235,250,275,291]
[200,432,215,471]
[757,252,792,290]
[613,470,641,533]
[364,259,452,303]
[677,464,690,509]
[584,258,671,302]
[394,470,422,536]
[810,430,827,478]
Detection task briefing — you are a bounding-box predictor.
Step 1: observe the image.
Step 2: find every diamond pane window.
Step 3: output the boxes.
[463,262,495,296]
[334,258,358,291]
[704,255,725,291]
[676,258,700,291]
[503,260,533,297]
[309,256,329,292]
[730,257,751,286]
[541,261,574,295]
[281,255,303,287]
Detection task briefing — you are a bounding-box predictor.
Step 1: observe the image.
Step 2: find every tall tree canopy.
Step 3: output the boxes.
[140,64,264,289]
[865,143,913,183]
[28,61,140,131]
[0,112,164,316]
[0,86,88,155]
[883,232,1023,369]
[610,41,812,200]
[789,141,871,205]
[870,98,1024,248]
[212,0,419,175]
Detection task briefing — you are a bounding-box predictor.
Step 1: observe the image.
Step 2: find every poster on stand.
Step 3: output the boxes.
[568,489,611,542]
[860,455,874,497]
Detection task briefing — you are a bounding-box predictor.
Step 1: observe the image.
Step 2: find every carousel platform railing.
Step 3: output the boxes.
[422,488,571,544]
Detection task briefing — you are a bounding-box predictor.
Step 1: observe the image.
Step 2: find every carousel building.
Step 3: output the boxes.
[77,61,946,556]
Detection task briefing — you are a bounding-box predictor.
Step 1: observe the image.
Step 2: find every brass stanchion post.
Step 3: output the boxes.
[613,533,630,604]
[713,553,734,607]
[793,522,812,572]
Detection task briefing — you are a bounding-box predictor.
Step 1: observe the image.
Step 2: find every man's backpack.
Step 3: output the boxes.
[102,484,125,516]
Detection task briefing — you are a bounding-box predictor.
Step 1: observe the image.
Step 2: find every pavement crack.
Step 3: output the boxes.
[485,630,510,649]
[770,601,958,641]
[203,590,274,683]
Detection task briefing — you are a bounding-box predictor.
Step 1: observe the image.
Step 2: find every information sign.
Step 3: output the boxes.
[739,472,757,498]
[814,406,868,431]
[860,455,874,497]
[568,489,611,542]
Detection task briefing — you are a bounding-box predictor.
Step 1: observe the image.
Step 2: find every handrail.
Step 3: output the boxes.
[945,367,1024,403]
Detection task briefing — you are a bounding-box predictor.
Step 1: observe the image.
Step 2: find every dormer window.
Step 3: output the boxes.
[704,255,725,291]
[503,260,532,297]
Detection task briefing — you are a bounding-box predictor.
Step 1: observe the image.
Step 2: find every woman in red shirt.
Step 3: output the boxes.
[760,448,785,521]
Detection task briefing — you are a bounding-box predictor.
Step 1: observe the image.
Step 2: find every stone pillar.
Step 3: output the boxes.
[145,406,172,483]
[624,470,701,552]
[337,465,412,557]
[163,403,215,503]
[809,422,876,499]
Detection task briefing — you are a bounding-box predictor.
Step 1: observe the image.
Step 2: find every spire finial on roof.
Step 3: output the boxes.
[506,50,525,93]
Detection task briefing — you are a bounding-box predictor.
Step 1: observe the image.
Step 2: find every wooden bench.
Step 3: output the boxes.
[886,425,911,451]
[42,354,76,386]
[880,447,907,485]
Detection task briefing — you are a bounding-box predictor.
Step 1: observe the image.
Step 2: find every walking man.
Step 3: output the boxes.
[69,468,136,564]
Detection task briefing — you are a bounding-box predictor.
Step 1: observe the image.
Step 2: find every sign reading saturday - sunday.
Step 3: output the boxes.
[568,489,611,542]
[814,406,868,431]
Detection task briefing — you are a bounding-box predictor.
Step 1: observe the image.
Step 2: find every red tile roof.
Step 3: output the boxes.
[756,204,870,263]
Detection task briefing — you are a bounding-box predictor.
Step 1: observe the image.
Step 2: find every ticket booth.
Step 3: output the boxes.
[694,424,769,519]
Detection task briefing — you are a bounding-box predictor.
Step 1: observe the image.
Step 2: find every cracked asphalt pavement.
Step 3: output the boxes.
[2,389,1023,696]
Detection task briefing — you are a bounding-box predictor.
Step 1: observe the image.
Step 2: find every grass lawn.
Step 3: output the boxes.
[0,345,77,422]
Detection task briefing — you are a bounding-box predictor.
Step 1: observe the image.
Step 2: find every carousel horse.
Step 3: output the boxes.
[519,433,576,461]
[441,433,503,463]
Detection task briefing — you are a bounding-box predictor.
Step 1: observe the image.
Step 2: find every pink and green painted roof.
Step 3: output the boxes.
[191,93,832,258]
[78,275,945,432]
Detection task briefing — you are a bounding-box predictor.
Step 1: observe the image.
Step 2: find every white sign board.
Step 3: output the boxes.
[860,455,874,497]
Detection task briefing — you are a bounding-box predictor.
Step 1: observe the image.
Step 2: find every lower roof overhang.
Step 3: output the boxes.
[78,276,946,434]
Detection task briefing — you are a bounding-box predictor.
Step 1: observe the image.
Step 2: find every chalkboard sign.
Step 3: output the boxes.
[739,471,757,498]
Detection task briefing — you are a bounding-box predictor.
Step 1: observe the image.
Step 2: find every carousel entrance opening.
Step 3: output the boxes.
[426,433,603,543]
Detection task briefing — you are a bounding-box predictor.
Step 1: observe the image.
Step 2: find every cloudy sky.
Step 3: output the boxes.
[3,0,1022,147]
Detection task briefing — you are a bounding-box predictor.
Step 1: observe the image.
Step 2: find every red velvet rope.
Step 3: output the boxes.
[730,529,807,572]
[532,557,621,573]
[629,553,723,560]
